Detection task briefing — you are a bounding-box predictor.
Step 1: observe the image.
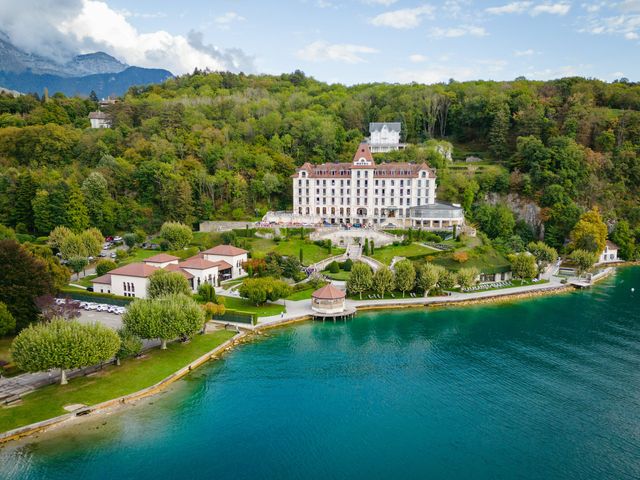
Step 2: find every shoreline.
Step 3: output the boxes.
[0,266,622,444]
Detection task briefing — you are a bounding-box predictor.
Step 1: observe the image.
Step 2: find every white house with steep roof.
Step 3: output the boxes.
[599,240,619,264]
[368,122,405,153]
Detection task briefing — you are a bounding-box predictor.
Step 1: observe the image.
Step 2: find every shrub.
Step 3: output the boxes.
[341,259,353,271]
[328,261,340,273]
[452,251,469,263]
[0,302,16,336]
[148,270,192,299]
[95,259,117,276]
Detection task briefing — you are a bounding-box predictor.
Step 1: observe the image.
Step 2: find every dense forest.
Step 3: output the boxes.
[0,71,639,255]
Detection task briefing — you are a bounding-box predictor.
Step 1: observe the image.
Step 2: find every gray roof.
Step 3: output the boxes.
[409,202,464,219]
[369,122,401,133]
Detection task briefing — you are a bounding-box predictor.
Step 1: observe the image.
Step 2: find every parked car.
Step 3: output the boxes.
[113,236,123,242]
[110,252,117,258]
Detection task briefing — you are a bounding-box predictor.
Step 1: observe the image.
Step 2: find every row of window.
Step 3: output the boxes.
[297,178,430,187]
[296,207,414,217]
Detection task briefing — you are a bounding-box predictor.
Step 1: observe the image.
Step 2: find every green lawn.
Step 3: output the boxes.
[347,289,412,300]
[75,274,97,287]
[0,330,235,434]
[116,247,200,266]
[371,242,439,265]
[322,269,351,280]
[248,237,343,265]
[218,295,285,317]
[430,247,510,274]
[221,278,244,290]
[285,288,317,301]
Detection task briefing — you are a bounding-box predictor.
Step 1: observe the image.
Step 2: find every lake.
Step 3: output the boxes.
[1,268,639,479]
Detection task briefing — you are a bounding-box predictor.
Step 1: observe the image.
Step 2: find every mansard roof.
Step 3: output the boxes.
[369,122,401,133]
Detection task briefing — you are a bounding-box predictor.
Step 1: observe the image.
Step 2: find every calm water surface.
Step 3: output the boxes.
[1,268,640,479]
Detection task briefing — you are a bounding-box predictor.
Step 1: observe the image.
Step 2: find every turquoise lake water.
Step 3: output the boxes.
[1,268,639,479]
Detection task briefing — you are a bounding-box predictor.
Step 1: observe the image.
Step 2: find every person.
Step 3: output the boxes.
[281,312,284,318]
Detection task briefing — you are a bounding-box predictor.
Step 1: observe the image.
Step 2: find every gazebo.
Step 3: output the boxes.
[311,284,347,315]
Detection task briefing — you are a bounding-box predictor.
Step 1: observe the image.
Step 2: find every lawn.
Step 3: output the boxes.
[116,247,200,266]
[285,288,317,301]
[0,330,235,434]
[218,295,285,317]
[371,242,439,265]
[430,247,510,274]
[75,274,97,288]
[322,269,351,280]
[248,237,344,266]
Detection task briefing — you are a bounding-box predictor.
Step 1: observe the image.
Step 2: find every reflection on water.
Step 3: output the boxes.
[1,268,639,480]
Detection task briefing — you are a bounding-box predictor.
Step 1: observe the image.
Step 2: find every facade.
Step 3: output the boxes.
[599,240,619,263]
[92,246,248,298]
[291,143,464,229]
[311,284,346,314]
[368,122,405,153]
[201,245,248,278]
[88,111,111,128]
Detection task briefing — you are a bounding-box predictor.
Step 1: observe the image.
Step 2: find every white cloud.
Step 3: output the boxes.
[485,2,570,16]
[388,65,477,84]
[297,41,378,63]
[514,48,537,56]
[409,53,428,62]
[362,0,399,5]
[429,25,488,38]
[580,11,640,39]
[485,2,532,15]
[369,5,435,29]
[625,30,639,38]
[530,3,571,16]
[0,0,254,74]
[214,12,245,28]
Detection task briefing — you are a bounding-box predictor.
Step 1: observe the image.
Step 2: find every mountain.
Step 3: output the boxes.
[0,67,173,97]
[0,35,172,96]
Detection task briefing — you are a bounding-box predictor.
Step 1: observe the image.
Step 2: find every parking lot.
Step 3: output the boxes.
[77,309,123,330]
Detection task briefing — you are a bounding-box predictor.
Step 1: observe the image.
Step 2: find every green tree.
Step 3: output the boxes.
[328,261,340,274]
[611,220,636,260]
[0,240,54,331]
[0,224,16,241]
[160,221,193,249]
[115,329,143,365]
[59,232,87,260]
[437,270,457,290]
[11,319,120,384]
[32,190,54,236]
[95,259,117,276]
[489,104,510,160]
[457,267,479,289]
[394,259,416,297]
[526,241,558,270]
[198,283,217,303]
[569,207,607,254]
[47,225,73,251]
[509,253,538,280]
[238,277,291,305]
[372,266,394,297]
[416,263,442,296]
[66,186,89,232]
[299,247,304,264]
[80,229,102,257]
[13,172,36,232]
[82,172,115,234]
[148,270,192,299]
[123,294,205,349]
[347,262,373,299]
[569,249,598,276]
[67,256,88,279]
[123,233,137,248]
[0,302,16,336]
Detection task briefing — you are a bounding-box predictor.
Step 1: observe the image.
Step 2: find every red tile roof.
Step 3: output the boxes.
[179,258,218,270]
[202,245,248,256]
[352,142,374,165]
[164,264,194,279]
[605,240,619,250]
[312,283,346,300]
[143,253,180,263]
[92,273,112,284]
[212,260,233,270]
[108,263,158,278]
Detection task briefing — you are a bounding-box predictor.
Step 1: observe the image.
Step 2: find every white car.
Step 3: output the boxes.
[87,303,98,310]
[113,236,123,242]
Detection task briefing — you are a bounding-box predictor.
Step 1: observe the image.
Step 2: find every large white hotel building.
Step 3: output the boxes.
[290,142,464,229]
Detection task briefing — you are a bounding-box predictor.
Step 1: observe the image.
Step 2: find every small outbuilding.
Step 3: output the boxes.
[311,283,346,314]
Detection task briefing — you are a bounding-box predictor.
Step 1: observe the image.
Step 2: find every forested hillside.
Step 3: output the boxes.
[1,71,639,253]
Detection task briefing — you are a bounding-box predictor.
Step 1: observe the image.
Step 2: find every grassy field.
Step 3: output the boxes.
[74,274,97,287]
[322,269,350,280]
[218,295,285,317]
[371,242,439,265]
[248,237,343,265]
[429,247,510,273]
[0,330,235,434]
[286,288,317,301]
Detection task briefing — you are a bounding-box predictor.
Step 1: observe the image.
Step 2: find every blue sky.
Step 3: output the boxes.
[3,1,640,84]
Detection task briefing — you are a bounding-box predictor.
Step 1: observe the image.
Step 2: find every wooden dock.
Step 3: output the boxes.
[312,307,357,322]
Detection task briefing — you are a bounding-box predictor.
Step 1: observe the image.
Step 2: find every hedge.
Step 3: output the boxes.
[59,287,132,306]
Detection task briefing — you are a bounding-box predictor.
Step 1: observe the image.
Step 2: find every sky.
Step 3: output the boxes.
[0,0,639,84]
